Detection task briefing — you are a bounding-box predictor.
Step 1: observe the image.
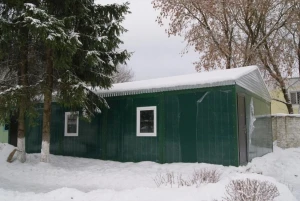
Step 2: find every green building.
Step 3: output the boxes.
[25,66,272,166]
[0,124,9,143]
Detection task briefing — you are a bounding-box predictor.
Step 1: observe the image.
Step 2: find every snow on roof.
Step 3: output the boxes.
[97,65,270,101]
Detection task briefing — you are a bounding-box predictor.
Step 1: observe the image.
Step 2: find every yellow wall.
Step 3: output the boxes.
[270,85,300,114]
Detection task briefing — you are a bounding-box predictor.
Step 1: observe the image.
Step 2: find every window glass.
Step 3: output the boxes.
[291,92,297,104]
[297,92,300,104]
[65,112,79,136]
[137,106,156,137]
[140,110,154,133]
[67,114,77,133]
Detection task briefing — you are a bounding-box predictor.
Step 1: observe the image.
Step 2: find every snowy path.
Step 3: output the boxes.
[0,143,298,201]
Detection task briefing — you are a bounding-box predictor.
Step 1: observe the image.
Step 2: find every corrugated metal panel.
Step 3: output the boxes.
[236,69,271,102]
[98,66,270,102]
[195,88,238,165]
[236,86,272,162]
[100,81,236,97]
[26,86,240,166]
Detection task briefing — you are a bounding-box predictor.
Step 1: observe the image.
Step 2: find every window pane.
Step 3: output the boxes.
[140,110,154,133]
[67,114,77,133]
[297,92,300,104]
[291,92,297,104]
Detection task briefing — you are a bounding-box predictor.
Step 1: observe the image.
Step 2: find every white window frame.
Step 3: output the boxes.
[136,106,157,137]
[64,112,79,137]
[290,91,300,105]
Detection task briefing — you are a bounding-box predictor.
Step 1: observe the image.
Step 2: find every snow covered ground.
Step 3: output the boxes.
[0,143,299,201]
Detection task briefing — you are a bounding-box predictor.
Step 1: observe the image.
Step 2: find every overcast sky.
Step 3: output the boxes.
[96,0,199,81]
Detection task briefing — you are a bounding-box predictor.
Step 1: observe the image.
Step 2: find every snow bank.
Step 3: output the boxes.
[0,179,295,201]
[246,145,300,199]
[0,143,298,201]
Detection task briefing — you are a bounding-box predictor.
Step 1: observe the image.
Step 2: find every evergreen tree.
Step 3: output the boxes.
[47,0,130,115]
[20,3,81,162]
[0,1,81,162]
[38,0,130,162]
[0,0,130,163]
[0,0,41,162]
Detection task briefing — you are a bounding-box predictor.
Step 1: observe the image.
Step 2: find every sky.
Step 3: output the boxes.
[96,0,199,81]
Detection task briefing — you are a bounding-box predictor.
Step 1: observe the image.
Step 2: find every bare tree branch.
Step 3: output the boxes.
[112,65,134,83]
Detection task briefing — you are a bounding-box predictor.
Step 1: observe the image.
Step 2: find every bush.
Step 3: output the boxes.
[154,169,220,188]
[153,171,175,187]
[191,169,220,185]
[223,179,280,201]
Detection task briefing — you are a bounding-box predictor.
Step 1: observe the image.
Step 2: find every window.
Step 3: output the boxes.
[64,112,79,136]
[137,106,157,137]
[290,91,300,104]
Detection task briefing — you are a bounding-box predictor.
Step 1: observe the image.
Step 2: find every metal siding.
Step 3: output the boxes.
[100,96,160,162]
[177,93,197,162]
[26,108,43,153]
[195,88,238,166]
[164,94,182,163]
[132,96,160,162]
[98,67,269,100]
[8,115,18,146]
[237,95,248,165]
[158,94,166,163]
[50,104,63,156]
[104,99,122,161]
[236,86,272,162]
[57,106,100,159]
[100,81,236,97]
[236,69,271,102]
[26,86,240,166]
[26,103,102,159]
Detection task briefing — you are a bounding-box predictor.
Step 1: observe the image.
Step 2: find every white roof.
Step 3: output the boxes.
[97,65,271,101]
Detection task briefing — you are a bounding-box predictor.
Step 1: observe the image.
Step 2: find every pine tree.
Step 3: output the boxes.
[0,0,41,162]
[48,0,131,115]
[19,2,82,162]
[0,0,130,163]
[37,0,130,162]
[0,1,81,162]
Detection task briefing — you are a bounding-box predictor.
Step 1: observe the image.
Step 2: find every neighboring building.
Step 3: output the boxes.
[0,124,9,143]
[24,66,272,166]
[270,77,300,114]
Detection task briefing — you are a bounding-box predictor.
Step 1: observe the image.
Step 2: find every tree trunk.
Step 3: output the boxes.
[226,56,231,69]
[41,48,53,163]
[17,40,29,163]
[272,70,294,114]
[269,73,294,114]
[281,84,294,114]
[298,39,300,77]
[17,106,26,162]
[271,63,294,114]
[258,42,294,114]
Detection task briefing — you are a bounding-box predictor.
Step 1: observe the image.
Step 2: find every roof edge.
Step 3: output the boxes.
[100,81,236,97]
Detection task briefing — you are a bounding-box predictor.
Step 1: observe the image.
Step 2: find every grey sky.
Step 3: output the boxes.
[96,0,199,81]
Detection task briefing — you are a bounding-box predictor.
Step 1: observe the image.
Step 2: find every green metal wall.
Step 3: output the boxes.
[196,89,238,165]
[26,105,102,158]
[26,85,240,166]
[236,86,272,161]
